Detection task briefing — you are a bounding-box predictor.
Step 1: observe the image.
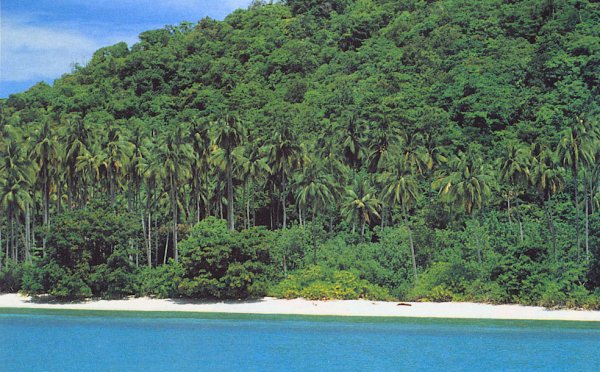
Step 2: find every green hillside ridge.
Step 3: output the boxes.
[0,0,599,307]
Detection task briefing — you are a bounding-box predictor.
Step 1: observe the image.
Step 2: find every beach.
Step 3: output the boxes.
[1,293,599,321]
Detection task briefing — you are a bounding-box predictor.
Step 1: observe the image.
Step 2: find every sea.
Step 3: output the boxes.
[1,310,599,371]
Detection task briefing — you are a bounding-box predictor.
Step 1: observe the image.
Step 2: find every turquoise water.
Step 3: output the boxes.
[1,310,599,371]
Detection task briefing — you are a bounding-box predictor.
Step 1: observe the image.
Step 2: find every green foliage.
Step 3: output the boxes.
[1,0,599,309]
[134,263,184,298]
[178,217,271,299]
[269,265,393,301]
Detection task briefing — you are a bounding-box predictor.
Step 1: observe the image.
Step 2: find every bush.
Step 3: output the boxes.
[269,265,393,301]
[0,262,24,293]
[177,217,272,299]
[134,263,184,298]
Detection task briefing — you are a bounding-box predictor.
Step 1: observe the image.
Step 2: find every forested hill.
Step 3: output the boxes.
[0,0,599,305]
[3,0,598,145]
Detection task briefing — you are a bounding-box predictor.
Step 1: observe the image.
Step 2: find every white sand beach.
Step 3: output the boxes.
[1,293,600,321]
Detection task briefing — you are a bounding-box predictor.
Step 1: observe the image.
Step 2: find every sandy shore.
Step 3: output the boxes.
[1,293,599,321]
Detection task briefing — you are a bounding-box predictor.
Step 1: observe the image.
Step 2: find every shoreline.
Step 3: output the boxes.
[1,293,600,322]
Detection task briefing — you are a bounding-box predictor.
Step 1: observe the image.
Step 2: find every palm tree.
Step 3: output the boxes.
[76,144,105,202]
[267,126,304,229]
[366,121,400,173]
[62,114,91,208]
[157,127,194,261]
[237,141,270,229]
[556,115,597,253]
[342,172,381,240]
[529,144,565,260]
[139,140,166,267]
[0,140,35,263]
[189,119,212,223]
[340,115,364,170]
[103,125,134,204]
[400,131,433,177]
[213,116,246,230]
[295,158,335,263]
[433,150,492,263]
[30,117,62,253]
[498,141,530,242]
[381,159,419,280]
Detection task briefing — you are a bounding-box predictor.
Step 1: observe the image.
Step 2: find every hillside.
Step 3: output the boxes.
[0,0,599,306]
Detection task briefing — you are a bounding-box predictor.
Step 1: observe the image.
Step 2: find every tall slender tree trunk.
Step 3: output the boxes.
[226,160,235,231]
[515,196,524,244]
[507,192,512,226]
[574,169,580,253]
[585,182,589,258]
[43,164,49,254]
[281,180,287,229]
[171,174,178,262]
[163,232,169,265]
[25,201,31,262]
[403,208,418,281]
[545,204,557,261]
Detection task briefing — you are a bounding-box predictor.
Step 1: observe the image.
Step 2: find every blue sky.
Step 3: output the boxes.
[0,0,252,98]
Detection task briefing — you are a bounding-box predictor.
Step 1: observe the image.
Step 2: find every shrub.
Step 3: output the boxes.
[269,265,393,301]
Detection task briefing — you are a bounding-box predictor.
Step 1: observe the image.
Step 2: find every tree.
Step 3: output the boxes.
[433,149,492,263]
[556,116,598,255]
[267,126,304,229]
[530,144,565,260]
[157,127,194,261]
[295,158,335,263]
[0,140,35,263]
[342,172,381,240]
[213,116,246,230]
[381,159,419,280]
[30,117,62,254]
[498,140,530,242]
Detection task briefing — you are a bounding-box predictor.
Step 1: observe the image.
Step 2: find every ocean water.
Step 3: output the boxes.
[1,310,599,371]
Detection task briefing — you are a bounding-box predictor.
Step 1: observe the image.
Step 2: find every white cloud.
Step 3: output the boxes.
[0,19,100,82]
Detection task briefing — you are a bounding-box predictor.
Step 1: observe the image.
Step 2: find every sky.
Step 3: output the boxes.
[0,0,252,98]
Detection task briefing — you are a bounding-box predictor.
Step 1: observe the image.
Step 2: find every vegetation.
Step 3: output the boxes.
[1,0,599,308]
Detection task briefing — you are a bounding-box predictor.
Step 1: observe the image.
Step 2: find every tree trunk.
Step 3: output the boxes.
[515,197,524,244]
[507,192,512,226]
[312,206,317,265]
[163,232,169,265]
[360,219,365,240]
[545,204,557,261]
[281,180,287,229]
[574,169,580,253]
[227,160,235,231]
[43,164,49,255]
[171,175,178,262]
[25,201,31,262]
[403,209,418,281]
[585,184,589,258]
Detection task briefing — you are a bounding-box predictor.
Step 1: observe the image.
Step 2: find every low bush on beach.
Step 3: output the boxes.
[269,265,393,301]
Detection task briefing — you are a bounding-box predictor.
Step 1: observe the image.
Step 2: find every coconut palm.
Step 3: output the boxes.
[498,140,530,242]
[0,140,35,263]
[103,125,134,204]
[433,150,492,263]
[556,115,598,253]
[61,114,91,208]
[213,116,246,230]
[236,141,270,228]
[381,159,419,280]
[156,127,194,261]
[529,144,565,260]
[342,172,381,240]
[267,126,304,229]
[30,117,62,253]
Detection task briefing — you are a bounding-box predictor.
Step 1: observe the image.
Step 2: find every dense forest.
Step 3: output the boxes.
[0,0,599,307]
